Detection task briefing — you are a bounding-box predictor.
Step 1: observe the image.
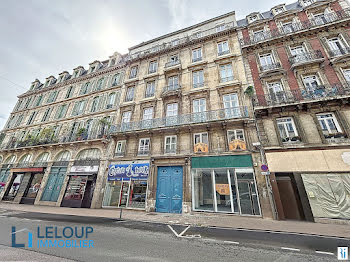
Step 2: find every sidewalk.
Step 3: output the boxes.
[1,202,349,239]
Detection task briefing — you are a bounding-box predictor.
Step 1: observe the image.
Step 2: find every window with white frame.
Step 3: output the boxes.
[216,24,225,32]
[138,138,150,155]
[193,70,204,88]
[316,113,342,136]
[301,0,315,7]
[125,86,135,102]
[46,91,58,103]
[274,7,284,14]
[227,129,245,142]
[172,39,179,46]
[223,93,240,117]
[129,66,138,79]
[166,103,178,117]
[65,86,74,99]
[250,15,259,23]
[122,111,132,123]
[72,100,86,116]
[194,132,208,145]
[35,95,43,107]
[327,37,347,56]
[115,140,126,156]
[80,82,90,95]
[217,41,229,56]
[165,135,177,154]
[267,82,286,102]
[192,48,202,62]
[143,107,153,120]
[343,69,350,83]
[145,81,155,98]
[91,97,99,112]
[220,64,234,82]
[313,12,327,25]
[282,21,294,33]
[193,98,206,113]
[170,54,179,63]
[276,117,299,142]
[253,29,265,41]
[167,76,179,89]
[107,93,116,108]
[148,61,157,74]
[302,75,321,91]
[259,53,275,70]
[112,73,122,86]
[290,45,306,57]
[96,78,104,91]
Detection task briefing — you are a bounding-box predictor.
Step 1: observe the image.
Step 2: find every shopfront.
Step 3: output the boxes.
[191,155,261,216]
[0,165,11,193]
[61,165,98,208]
[103,161,149,209]
[41,166,68,202]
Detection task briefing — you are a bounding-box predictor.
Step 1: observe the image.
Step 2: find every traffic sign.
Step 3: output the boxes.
[261,164,269,172]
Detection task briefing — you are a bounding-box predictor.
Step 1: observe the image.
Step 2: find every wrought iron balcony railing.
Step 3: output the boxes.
[218,50,230,56]
[163,84,181,94]
[138,150,150,156]
[192,57,202,63]
[328,47,350,57]
[165,60,181,68]
[289,50,324,66]
[259,62,282,72]
[193,82,205,88]
[220,76,235,83]
[111,106,249,133]
[254,83,350,107]
[242,9,350,46]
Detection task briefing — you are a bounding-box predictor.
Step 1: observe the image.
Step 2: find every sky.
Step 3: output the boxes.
[0,0,296,129]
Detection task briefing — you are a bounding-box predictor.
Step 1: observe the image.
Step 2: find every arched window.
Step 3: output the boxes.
[112,73,121,86]
[0,156,3,164]
[106,93,116,109]
[80,82,90,95]
[55,150,71,162]
[91,97,100,112]
[35,152,50,163]
[76,148,101,160]
[18,154,32,164]
[4,155,16,164]
[96,78,104,91]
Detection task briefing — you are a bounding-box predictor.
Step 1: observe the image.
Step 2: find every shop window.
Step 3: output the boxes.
[316,113,345,139]
[138,138,150,155]
[63,176,87,202]
[192,168,260,215]
[165,135,177,154]
[276,117,301,143]
[227,130,246,151]
[194,133,208,153]
[115,140,126,156]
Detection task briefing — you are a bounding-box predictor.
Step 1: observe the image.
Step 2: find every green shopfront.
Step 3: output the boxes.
[191,155,261,216]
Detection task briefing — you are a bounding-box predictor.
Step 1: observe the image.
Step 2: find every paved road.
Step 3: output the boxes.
[0,208,346,262]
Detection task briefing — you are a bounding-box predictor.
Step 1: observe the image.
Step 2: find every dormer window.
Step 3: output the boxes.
[274,7,285,15]
[90,66,96,73]
[110,58,115,67]
[172,39,179,46]
[216,24,225,32]
[301,0,315,7]
[44,80,50,87]
[249,15,259,23]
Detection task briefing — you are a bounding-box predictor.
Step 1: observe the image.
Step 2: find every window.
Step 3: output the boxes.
[35,95,43,107]
[115,140,126,156]
[138,138,150,155]
[167,55,179,67]
[302,0,314,6]
[107,93,116,109]
[80,82,90,95]
[129,66,138,79]
[275,7,284,14]
[110,58,116,66]
[253,29,265,41]
[55,104,68,119]
[15,115,23,127]
[91,97,100,112]
[250,15,258,22]
[112,73,122,86]
[259,53,274,70]
[72,100,86,116]
[217,41,229,56]
[65,86,74,99]
[216,24,225,32]
[290,45,306,56]
[227,129,245,142]
[46,91,58,103]
[41,108,51,122]
[193,70,204,88]
[167,76,179,91]
[282,22,294,33]
[313,13,327,25]
[317,113,342,137]
[194,133,209,153]
[220,64,234,82]
[193,98,206,113]
[276,117,300,142]
[125,86,135,102]
[165,135,177,154]
[90,66,96,73]
[14,100,22,111]
[148,61,157,74]
[343,69,350,83]
[223,93,240,117]
[172,39,179,46]
[143,107,153,120]
[166,103,178,117]
[96,78,104,91]
[122,111,132,123]
[328,37,347,56]
[27,111,36,125]
[266,82,285,102]
[192,48,202,62]
[145,81,155,98]
[303,75,323,93]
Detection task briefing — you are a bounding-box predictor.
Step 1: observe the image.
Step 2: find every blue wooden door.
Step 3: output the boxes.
[41,167,66,202]
[156,166,183,213]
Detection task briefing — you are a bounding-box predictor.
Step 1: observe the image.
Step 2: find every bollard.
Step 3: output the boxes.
[119,208,123,220]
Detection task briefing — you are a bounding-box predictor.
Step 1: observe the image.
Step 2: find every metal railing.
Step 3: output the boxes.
[218,50,230,56]
[254,83,350,107]
[259,62,281,72]
[165,60,181,68]
[163,84,181,94]
[138,150,150,156]
[111,106,249,133]
[328,47,350,57]
[289,50,324,65]
[193,82,205,88]
[242,9,350,46]
[220,76,235,83]
[192,57,202,63]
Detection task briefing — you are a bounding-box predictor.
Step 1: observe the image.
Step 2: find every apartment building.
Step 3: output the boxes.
[0,12,274,219]
[238,0,350,223]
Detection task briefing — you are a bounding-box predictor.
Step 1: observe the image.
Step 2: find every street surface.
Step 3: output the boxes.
[0,208,346,262]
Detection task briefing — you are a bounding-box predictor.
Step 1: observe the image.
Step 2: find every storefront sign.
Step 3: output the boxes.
[215,184,230,195]
[108,163,149,181]
[11,167,44,173]
[70,166,99,173]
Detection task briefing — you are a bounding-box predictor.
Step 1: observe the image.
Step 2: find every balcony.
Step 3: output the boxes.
[111,106,249,133]
[138,149,150,156]
[192,57,202,63]
[165,60,181,68]
[328,47,350,63]
[241,9,350,46]
[162,84,181,97]
[193,82,205,88]
[218,50,230,56]
[253,83,350,107]
[289,50,324,68]
[259,62,284,78]
[220,76,235,83]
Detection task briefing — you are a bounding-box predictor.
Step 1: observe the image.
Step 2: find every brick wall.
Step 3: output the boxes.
[247,54,266,105]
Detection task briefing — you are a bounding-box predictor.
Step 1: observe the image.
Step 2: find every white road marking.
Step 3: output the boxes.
[224,240,240,245]
[315,251,334,255]
[179,226,190,237]
[281,247,300,252]
[167,225,179,237]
